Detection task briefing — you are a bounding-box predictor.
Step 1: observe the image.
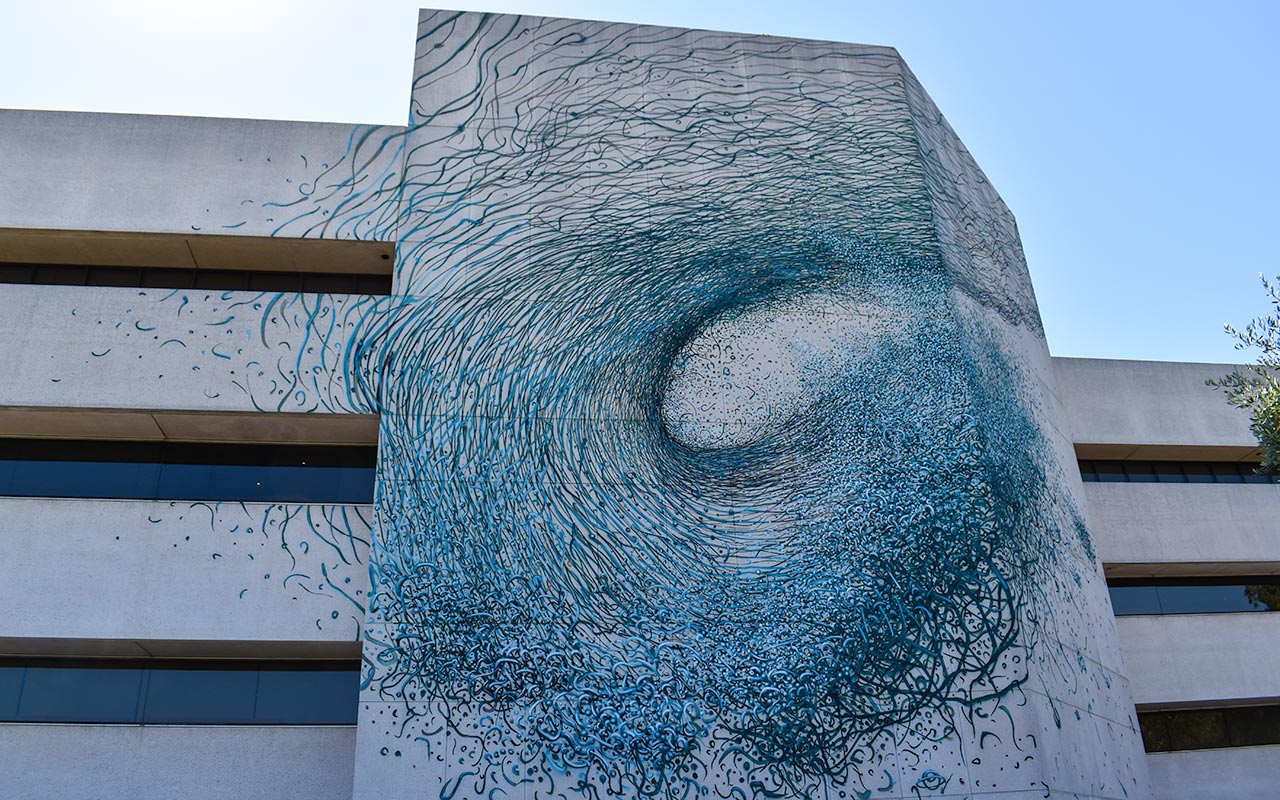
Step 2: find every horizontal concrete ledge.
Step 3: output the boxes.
[0,227,394,274]
[0,723,357,728]
[1147,744,1280,800]
[0,637,361,660]
[1118,613,1280,706]
[1104,562,1280,578]
[0,723,356,800]
[1054,357,1257,450]
[1086,482,1280,567]
[1135,697,1280,712]
[0,406,378,444]
[1076,443,1265,462]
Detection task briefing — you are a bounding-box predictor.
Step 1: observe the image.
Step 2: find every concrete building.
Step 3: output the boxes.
[0,8,1274,800]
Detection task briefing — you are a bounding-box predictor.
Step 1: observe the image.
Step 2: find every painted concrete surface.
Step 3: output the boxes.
[1118,613,1280,706]
[1147,744,1280,800]
[1087,481,1280,567]
[0,497,369,644]
[0,283,378,414]
[0,109,404,242]
[0,724,355,800]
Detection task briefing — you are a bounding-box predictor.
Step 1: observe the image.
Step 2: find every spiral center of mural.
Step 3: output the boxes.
[660,291,904,450]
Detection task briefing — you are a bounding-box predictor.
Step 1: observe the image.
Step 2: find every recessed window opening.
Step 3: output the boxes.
[1080,459,1276,484]
[1108,576,1280,616]
[0,262,392,295]
[0,658,359,725]
[0,439,376,503]
[1139,704,1280,753]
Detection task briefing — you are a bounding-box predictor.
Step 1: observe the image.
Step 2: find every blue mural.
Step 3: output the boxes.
[41,9,1148,799]
[336,13,1108,798]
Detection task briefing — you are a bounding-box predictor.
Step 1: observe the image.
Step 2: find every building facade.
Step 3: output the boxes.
[0,8,1274,800]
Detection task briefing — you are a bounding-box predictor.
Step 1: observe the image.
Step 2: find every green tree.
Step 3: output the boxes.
[1244,583,1280,611]
[1209,274,1280,471]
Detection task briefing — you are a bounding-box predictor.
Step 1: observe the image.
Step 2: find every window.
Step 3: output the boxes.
[1108,577,1280,616]
[1139,704,1280,752]
[0,439,375,503]
[0,658,359,725]
[1080,460,1277,484]
[0,262,392,295]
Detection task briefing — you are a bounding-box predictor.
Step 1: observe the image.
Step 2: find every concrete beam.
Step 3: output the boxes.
[0,725,355,800]
[1054,357,1256,450]
[0,406,377,445]
[1118,613,1280,706]
[1087,482,1280,567]
[0,109,404,243]
[0,284,374,414]
[0,497,370,645]
[1147,745,1280,800]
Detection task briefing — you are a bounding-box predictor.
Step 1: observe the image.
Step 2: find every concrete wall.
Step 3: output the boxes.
[1147,745,1280,800]
[30,726,1222,800]
[0,497,369,647]
[1087,482,1280,569]
[0,724,354,800]
[1057,357,1280,799]
[1054,357,1256,455]
[0,283,380,415]
[0,109,403,242]
[1118,613,1280,706]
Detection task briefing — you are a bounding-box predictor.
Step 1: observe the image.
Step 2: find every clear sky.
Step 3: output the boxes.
[2,0,1276,363]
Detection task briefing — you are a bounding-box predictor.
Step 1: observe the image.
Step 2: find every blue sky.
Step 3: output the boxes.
[2,0,1276,363]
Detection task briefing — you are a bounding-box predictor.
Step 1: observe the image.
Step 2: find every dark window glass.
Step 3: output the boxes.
[38,266,89,286]
[0,262,391,296]
[1153,462,1187,483]
[1242,466,1273,484]
[301,274,356,294]
[5,460,162,499]
[1108,586,1161,616]
[0,665,24,717]
[1080,460,1276,484]
[1209,462,1245,484]
[1166,709,1229,751]
[1139,705,1280,753]
[152,463,373,503]
[1110,577,1280,616]
[194,271,252,291]
[1093,461,1127,482]
[141,269,196,289]
[357,275,394,295]
[255,667,359,724]
[0,440,374,503]
[0,659,358,725]
[0,264,34,283]
[16,664,143,723]
[1243,584,1280,611]
[1156,584,1257,615]
[142,668,259,724]
[248,272,301,292]
[1138,712,1171,753]
[1227,706,1280,747]
[1181,462,1214,482]
[88,268,143,287]
[1122,461,1157,482]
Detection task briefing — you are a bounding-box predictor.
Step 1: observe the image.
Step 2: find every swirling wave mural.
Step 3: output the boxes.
[113,9,1145,800]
